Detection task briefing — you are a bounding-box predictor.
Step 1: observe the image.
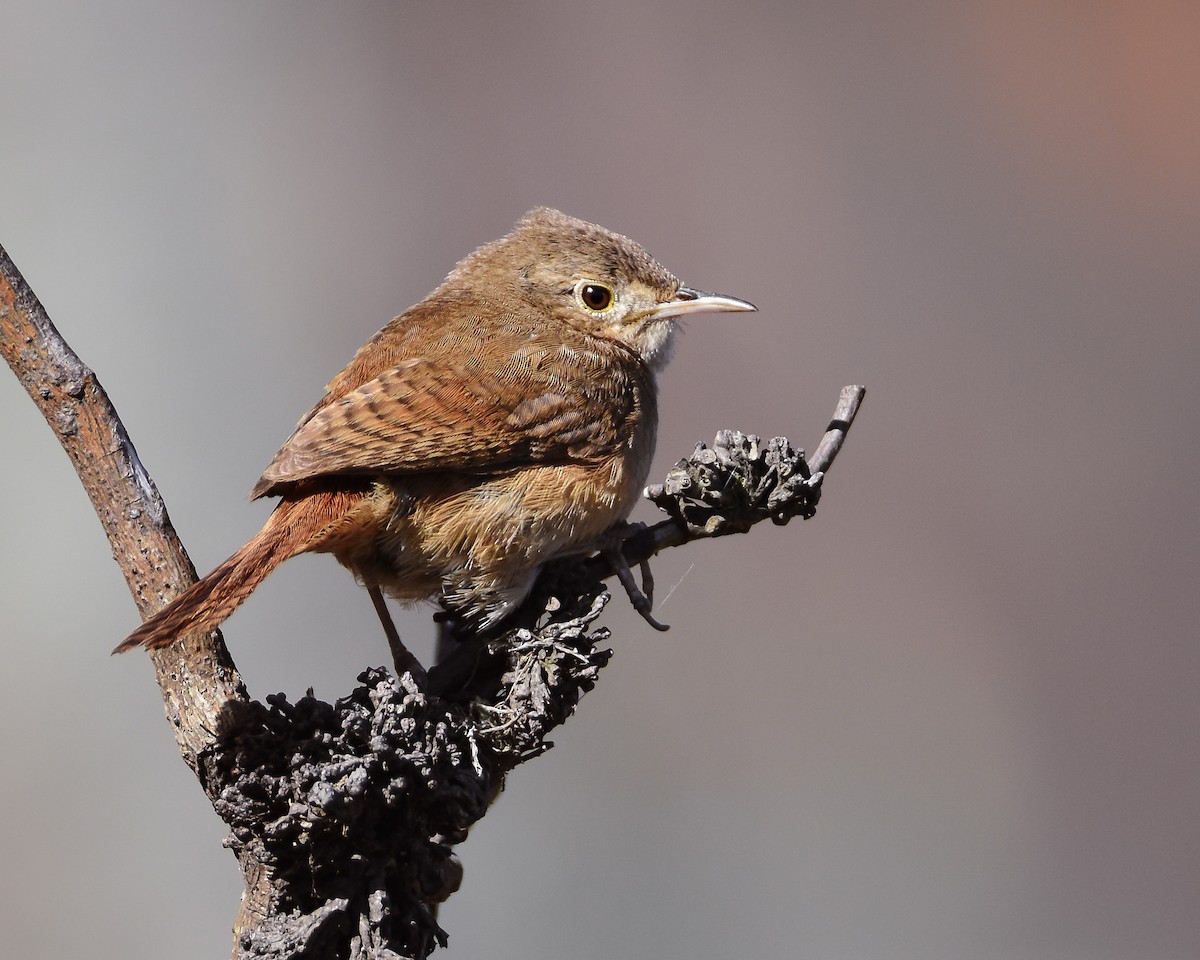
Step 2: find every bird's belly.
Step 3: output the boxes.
[336,455,646,620]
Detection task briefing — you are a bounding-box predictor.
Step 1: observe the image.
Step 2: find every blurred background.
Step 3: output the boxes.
[2,2,1197,958]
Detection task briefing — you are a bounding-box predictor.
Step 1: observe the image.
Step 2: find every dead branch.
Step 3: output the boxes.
[1,240,864,959]
[0,243,247,771]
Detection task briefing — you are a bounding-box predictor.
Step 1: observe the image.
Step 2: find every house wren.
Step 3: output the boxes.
[116,208,755,653]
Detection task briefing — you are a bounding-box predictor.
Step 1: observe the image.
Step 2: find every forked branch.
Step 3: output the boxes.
[1,240,863,960]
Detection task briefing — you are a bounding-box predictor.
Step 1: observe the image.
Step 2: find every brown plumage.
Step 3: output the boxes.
[116,208,754,653]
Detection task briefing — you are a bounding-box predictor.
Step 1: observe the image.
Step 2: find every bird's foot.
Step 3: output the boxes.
[597,522,669,632]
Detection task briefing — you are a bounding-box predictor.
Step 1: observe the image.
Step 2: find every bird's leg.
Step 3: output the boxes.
[598,523,670,632]
[368,585,429,686]
[637,558,655,608]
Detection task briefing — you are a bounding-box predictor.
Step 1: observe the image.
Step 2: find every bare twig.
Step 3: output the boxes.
[0,243,247,771]
[809,384,866,475]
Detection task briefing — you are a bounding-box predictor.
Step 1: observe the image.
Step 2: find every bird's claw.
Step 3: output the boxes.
[600,525,669,632]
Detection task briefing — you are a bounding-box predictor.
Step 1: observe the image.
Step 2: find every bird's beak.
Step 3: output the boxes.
[647,285,758,321]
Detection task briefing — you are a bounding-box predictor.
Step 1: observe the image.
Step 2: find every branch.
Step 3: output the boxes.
[428,389,866,696]
[0,243,247,771]
[2,239,864,959]
[603,385,866,571]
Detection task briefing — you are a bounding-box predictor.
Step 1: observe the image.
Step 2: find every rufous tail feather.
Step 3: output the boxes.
[113,495,334,653]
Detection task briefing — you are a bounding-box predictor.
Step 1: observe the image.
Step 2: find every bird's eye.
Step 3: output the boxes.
[575,280,615,313]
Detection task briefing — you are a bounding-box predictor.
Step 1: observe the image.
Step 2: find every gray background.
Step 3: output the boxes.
[2,2,1197,958]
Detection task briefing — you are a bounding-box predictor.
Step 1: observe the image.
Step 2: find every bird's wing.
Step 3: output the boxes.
[251,337,642,497]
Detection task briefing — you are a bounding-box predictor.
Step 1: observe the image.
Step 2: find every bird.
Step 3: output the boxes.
[115,207,755,654]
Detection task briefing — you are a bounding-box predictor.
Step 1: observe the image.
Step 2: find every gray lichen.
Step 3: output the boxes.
[211,582,613,959]
[647,430,822,535]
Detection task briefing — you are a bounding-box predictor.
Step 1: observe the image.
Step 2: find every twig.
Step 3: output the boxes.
[0,242,247,770]
[809,384,866,475]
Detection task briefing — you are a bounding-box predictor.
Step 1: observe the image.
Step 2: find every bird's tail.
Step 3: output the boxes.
[114,493,341,653]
